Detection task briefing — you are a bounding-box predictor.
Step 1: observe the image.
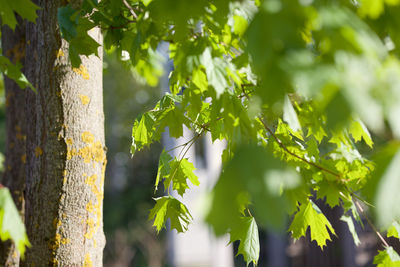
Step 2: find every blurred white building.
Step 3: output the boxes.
[163,129,234,267]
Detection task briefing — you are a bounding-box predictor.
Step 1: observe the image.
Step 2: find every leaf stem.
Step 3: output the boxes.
[166,141,192,153]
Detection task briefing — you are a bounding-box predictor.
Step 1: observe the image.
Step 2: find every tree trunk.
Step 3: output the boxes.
[0,20,27,266]
[24,1,106,265]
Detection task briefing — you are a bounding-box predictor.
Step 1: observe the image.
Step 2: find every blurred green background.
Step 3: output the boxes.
[102,52,166,267]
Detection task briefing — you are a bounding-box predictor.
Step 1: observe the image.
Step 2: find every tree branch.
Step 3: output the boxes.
[122,0,138,20]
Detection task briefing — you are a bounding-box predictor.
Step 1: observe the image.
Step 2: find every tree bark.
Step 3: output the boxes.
[24,1,106,265]
[0,20,27,266]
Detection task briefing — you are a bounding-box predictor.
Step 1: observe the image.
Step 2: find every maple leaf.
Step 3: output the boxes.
[155,150,173,191]
[373,247,400,267]
[230,217,260,266]
[163,158,199,196]
[0,188,31,257]
[148,196,192,233]
[289,200,336,249]
[387,221,400,239]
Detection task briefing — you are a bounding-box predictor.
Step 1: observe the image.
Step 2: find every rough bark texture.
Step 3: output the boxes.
[24,1,105,266]
[0,21,27,267]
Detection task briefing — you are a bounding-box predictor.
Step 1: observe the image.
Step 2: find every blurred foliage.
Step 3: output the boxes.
[0,74,5,156]
[102,52,167,267]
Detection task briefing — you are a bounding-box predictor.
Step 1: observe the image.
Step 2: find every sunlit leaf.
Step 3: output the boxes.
[0,188,30,257]
[373,247,400,267]
[230,217,260,266]
[289,200,336,249]
[148,196,192,233]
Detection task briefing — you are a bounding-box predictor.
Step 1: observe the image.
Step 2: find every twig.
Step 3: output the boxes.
[167,133,201,194]
[348,190,375,208]
[122,0,138,20]
[166,141,192,153]
[240,84,343,181]
[258,116,343,180]
[354,200,389,247]
[247,208,253,218]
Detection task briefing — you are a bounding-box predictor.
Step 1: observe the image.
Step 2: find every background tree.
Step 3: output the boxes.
[0,18,27,266]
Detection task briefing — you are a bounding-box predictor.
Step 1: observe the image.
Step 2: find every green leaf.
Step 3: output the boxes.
[68,23,101,67]
[200,48,228,97]
[148,196,192,233]
[132,49,164,87]
[387,221,400,239]
[141,0,152,6]
[349,119,373,148]
[0,1,18,30]
[233,15,248,37]
[58,6,78,40]
[373,247,400,267]
[358,0,385,19]
[155,150,172,191]
[340,215,361,246]
[158,107,187,139]
[163,158,199,196]
[316,180,344,208]
[0,55,35,92]
[0,0,39,29]
[230,217,260,266]
[131,112,156,154]
[192,68,208,93]
[289,200,336,249]
[364,144,400,228]
[283,95,302,134]
[57,7,100,67]
[0,188,30,257]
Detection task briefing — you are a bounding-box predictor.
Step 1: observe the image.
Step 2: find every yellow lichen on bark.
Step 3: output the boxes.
[64,131,106,255]
[83,160,106,250]
[5,92,12,107]
[21,154,26,164]
[48,232,69,263]
[16,132,26,140]
[86,201,95,213]
[56,49,64,58]
[81,132,94,144]
[35,146,43,157]
[79,95,90,105]
[84,173,103,241]
[82,253,93,267]
[72,65,90,80]
[53,218,61,229]
[15,124,26,140]
[62,170,68,185]
[66,132,105,163]
[66,148,77,160]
